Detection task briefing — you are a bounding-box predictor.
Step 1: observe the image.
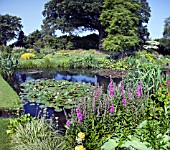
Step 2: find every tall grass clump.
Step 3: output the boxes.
[40,58,56,68]
[10,118,69,150]
[18,59,38,69]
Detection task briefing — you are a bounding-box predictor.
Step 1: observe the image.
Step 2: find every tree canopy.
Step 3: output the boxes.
[42,0,105,50]
[159,17,170,54]
[42,0,150,51]
[163,17,170,39]
[0,14,22,46]
[100,0,140,52]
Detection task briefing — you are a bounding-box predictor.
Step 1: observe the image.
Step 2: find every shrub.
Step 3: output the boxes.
[7,114,36,136]
[20,53,35,60]
[0,54,18,78]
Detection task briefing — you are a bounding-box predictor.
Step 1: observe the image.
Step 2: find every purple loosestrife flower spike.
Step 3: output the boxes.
[120,81,125,95]
[110,105,115,113]
[122,98,127,106]
[109,81,115,96]
[76,108,80,113]
[136,81,143,98]
[77,112,83,121]
[66,120,71,127]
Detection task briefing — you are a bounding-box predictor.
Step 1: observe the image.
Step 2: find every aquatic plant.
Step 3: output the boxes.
[20,79,94,112]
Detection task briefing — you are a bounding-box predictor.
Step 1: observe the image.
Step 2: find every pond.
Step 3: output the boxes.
[6,68,122,129]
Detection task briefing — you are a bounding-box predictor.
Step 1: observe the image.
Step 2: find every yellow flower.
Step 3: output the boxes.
[75,145,86,150]
[21,53,35,60]
[78,132,85,139]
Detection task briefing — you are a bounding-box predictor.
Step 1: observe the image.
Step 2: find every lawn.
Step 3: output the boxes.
[0,118,11,150]
[0,75,21,110]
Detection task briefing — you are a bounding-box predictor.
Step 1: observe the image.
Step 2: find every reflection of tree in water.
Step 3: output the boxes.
[28,72,43,79]
[21,74,26,82]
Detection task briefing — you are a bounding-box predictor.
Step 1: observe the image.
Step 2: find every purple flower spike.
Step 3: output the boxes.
[66,120,71,127]
[109,105,115,113]
[77,112,83,121]
[76,108,80,113]
[122,98,127,106]
[120,82,125,95]
[136,81,143,98]
[109,81,115,96]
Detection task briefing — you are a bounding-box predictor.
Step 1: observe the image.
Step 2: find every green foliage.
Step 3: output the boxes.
[100,0,140,52]
[0,54,18,78]
[123,64,165,95]
[157,16,170,54]
[42,0,103,34]
[65,80,149,149]
[0,14,22,45]
[7,114,36,136]
[25,29,42,49]
[163,17,170,39]
[65,67,170,149]
[0,46,13,59]
[101,137,153,150]
[18,59,38,69]
[99,58,131,70]
[10,118,69,150]
[0,118,11,150]
[69,55,100,69]
[20,79,94,111]
[40,58,55,68]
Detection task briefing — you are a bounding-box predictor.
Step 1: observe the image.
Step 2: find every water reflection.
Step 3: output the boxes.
[15,69,97,84]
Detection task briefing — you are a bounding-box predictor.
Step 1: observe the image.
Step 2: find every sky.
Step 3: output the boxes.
[0,0,170,40]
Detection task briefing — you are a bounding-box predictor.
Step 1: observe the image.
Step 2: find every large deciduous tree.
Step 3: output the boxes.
[100,0,141,53]
[159,17,170,54]
[42,0,150,51]
[25,29,42,48]
[42,0,105,50]
[0,14,22,46]
[137,0,151,48]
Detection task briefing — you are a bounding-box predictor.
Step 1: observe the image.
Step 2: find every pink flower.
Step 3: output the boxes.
[120,82,125,95]
[109,105,115,113]
[66,120,71,127]
[109,81,115,96]
[77,112,83,121]
[136,81,143,98]
[76,108,81,113]
[122,98,127,106]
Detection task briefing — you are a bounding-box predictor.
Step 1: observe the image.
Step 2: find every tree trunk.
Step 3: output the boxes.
[98,27,105,51]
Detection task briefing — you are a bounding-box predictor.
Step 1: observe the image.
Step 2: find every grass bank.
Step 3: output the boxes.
[0,75,21,110]
[0,118,11,150]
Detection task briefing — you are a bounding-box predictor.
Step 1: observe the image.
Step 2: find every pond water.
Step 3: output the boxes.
[6,68,122,128]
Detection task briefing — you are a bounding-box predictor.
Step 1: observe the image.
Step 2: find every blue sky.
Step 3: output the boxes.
[0,0,170,39]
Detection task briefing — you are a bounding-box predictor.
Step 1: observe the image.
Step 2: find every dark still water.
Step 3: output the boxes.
[13,68,122,92]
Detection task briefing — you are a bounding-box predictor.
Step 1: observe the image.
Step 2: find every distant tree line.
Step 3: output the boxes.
[0,0,169,55]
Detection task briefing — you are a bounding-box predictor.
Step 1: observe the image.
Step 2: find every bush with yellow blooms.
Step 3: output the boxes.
[20,53,35,60]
